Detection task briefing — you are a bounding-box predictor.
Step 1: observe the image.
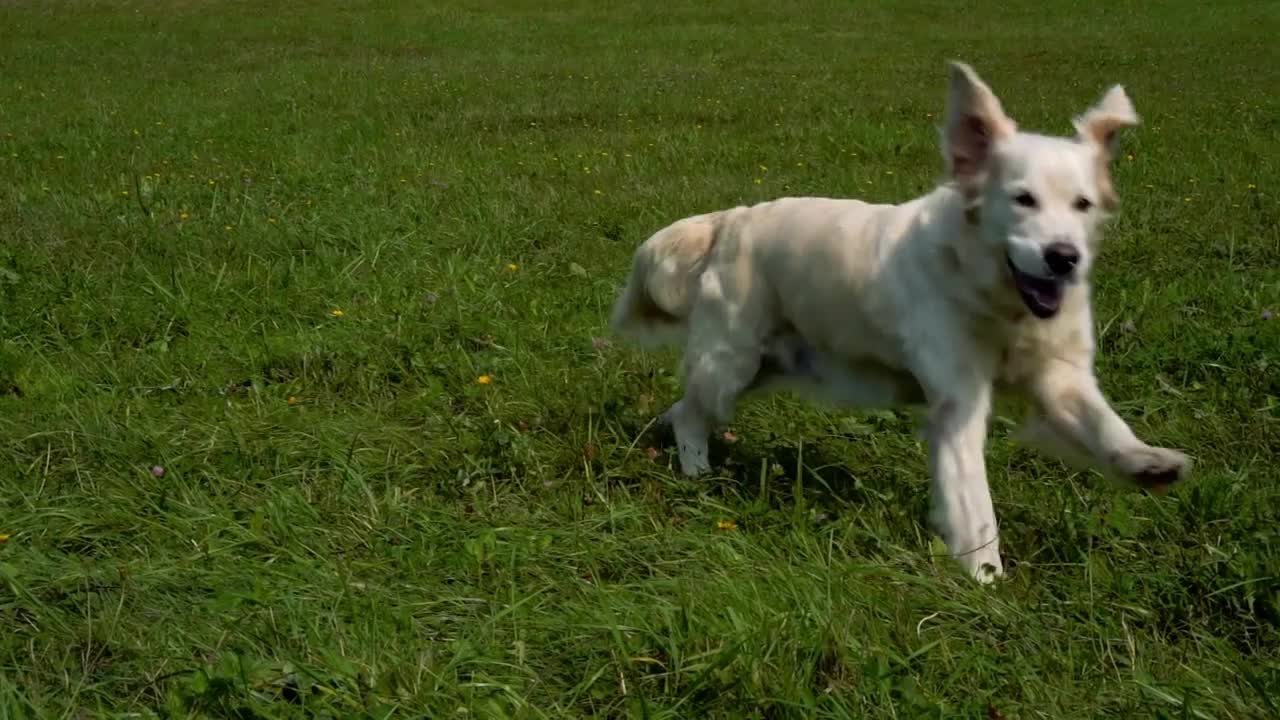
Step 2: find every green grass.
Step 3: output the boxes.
[1,0,1278,716]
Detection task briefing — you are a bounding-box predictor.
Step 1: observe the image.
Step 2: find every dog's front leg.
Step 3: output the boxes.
[662,398,712,476]
[1024,359,1190,491]
[917,358,1003,583]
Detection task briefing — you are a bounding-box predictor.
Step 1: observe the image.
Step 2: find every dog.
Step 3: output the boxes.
[609,61,1191,583]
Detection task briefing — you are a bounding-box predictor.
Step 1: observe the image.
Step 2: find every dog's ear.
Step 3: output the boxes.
[1074,85,1139,211]
[943,61,1017,196]
[1074,85,1139,159]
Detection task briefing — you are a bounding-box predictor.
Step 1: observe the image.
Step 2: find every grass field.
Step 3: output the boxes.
[2,0,1279,716]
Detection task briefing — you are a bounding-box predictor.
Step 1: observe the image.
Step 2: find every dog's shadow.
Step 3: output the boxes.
[636,418,925,518]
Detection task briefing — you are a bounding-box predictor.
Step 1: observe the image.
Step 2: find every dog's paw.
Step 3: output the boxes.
[678,452,711,477]
[956,546,1004,585]
[1112,446,1191,493]
[942,534,1003,585]
[932,513,1004,585]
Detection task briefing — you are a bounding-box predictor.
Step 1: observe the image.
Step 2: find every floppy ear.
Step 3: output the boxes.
[1074,85,1139,210]
[1074,85,1139,160]
[942,61,1017,197]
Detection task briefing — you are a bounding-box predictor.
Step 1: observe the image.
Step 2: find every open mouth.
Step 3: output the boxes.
[1007,256,1063,319]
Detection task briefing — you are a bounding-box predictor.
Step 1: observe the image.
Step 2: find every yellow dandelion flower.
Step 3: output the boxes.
[716,520,737,531]
[179,212,189,220]
[477,375,493,385]
[329,308,345,318]
[1247,183,1257,190]
[507,263,518,272]
[287,396,298,406]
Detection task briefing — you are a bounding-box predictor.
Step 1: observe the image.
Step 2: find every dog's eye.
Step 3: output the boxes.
[1073,196,1094,212]
[1013,191,1038,209]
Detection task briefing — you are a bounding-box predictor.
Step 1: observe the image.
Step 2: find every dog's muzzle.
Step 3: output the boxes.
[1007,256,1064,319]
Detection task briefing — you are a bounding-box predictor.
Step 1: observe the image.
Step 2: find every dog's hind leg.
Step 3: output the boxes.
[1014,411,1097,470]
[663,265,768,477]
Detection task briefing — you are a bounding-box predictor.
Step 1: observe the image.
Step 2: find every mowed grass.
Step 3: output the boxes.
[1,0,1278,716]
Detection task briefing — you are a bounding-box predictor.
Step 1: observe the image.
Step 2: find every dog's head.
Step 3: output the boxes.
[942,61,1139,320]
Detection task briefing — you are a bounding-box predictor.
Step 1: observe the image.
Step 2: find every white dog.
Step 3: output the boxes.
[609,62,1191,582]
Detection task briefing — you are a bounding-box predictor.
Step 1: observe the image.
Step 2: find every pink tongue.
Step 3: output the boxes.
[1017,274,1060,311]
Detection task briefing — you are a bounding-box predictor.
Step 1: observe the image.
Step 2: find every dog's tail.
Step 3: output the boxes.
[610,211,723,348]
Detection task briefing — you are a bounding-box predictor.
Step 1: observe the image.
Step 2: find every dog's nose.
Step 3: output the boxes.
[1043,243,1080,277]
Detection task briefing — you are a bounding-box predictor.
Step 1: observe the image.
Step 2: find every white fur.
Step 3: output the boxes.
[610,62,1191,583]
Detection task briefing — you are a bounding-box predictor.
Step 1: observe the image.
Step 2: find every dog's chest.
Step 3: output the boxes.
[996,317,1071,385]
